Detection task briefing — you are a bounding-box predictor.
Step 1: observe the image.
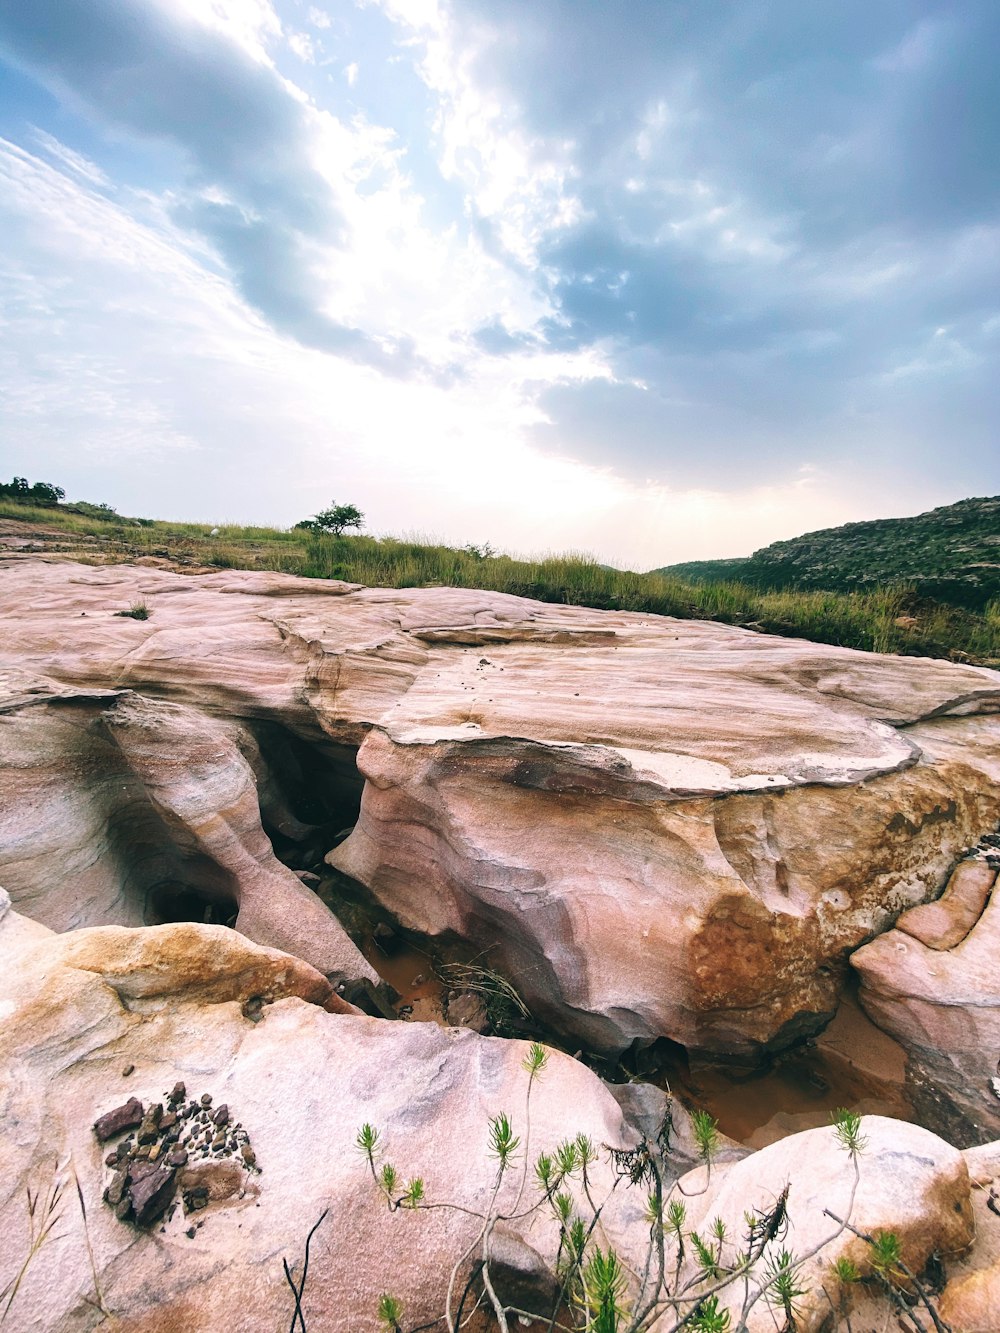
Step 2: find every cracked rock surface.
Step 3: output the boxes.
[2,557,1000,1055]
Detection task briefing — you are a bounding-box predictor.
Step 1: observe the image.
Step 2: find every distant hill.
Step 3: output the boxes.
[652,495,1000,610]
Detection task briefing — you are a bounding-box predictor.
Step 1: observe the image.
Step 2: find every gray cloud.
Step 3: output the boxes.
[433,0,1000,490]
[0,0,418,370]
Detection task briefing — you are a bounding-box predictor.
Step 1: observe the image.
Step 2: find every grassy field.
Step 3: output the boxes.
[3,498,998,664]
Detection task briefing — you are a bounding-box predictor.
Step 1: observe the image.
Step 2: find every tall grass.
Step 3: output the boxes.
[2,501,998,663]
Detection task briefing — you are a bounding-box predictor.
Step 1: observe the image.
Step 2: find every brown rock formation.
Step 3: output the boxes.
[2,557,1000,1059]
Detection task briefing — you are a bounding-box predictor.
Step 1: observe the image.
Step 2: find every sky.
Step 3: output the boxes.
[0,0,997,569]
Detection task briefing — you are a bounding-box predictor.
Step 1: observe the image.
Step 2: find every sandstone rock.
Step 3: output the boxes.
[937,1139,1000,1331]
[680,1116,973,1332]
[853,811,1000,1142]
[940,1265,1000,1332]
[896,856,997,949]
[0,684,376,990]
[3,559,1000,1056]
[0,911,651,1332]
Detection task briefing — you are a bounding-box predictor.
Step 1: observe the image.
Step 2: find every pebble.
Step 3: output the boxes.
[98,1084,260,1232]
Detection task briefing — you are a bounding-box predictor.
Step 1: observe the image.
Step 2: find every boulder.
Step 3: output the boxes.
[679,1116,974,1332]
[3,558,1000,1056]
[0,909,652,1332]
[937,1139,1000,1331]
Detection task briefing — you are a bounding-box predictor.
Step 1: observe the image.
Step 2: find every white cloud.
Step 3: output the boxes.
[30,128,110,188]
[1,134,902,566]
[375,0,584,268]
[168,0,283,64]
[288,31,317,63]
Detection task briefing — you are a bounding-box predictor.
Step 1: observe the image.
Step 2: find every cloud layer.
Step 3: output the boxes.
[0,0,996,565]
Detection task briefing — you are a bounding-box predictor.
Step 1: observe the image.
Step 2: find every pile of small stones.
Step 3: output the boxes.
[93,1081,259,1229]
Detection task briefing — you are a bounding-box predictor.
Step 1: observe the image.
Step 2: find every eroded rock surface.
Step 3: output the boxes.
[0,905,649,1332]
[853,798,1000,1144]
[2,557,1000,1058]
[681,1117,974,1332]
[0,901,984,1333]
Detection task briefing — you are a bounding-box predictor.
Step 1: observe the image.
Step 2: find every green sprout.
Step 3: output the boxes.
[523,1042,548,1076]
[555,1139,580,1177]
[831,1107,867,1158]
[488,1112,521,1172]
[833,1255,861,1283]
[581,1248,628,1333]
[691,1110,720,1164]
[535,1151,555,1191]
[763,1248,805,1318]
[402,1178,425,1209]
[574,1133,597,1170]
[869,1229,903,1279]
[689,1294,731,1332]
[690,1231,722,1281]
[665,1199,686,1236]
[379,1164,398,1197]
[377,1292,403,1331]
[356,1123,381,1166]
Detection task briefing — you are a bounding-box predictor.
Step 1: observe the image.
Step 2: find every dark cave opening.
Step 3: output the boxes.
[250,723,364,870]
[145,876,239,927]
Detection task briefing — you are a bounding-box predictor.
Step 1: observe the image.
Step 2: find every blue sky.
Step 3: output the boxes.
[0,0,997,566]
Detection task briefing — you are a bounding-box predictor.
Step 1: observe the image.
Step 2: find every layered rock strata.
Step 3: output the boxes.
[853,805,1000,1144]
[2,558,1000,1059]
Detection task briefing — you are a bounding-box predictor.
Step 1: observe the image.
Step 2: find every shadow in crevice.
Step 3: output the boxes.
[249,722,363,870]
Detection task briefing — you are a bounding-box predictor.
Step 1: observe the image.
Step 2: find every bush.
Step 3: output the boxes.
[0,477,65,507]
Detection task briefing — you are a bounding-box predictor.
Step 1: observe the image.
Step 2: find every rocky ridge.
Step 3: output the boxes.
[654,493,1000,610]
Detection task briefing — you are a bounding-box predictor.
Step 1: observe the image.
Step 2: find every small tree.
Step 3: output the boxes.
[295,502,364,536]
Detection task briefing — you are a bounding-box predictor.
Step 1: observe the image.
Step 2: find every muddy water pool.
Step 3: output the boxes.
[359,928,912,1150]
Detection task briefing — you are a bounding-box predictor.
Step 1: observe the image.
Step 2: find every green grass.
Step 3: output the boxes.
[2,498,998,663]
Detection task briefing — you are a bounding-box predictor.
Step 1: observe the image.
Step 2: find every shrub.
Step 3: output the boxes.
[0,476,65,507]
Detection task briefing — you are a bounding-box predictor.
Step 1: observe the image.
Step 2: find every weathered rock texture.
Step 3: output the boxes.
[681,1116,974,1332]
[0,902,648,1332]
[2,558,1000,1060]
[0,899,981,1333]
[0,678,376,989]
[853,780,1000,1144]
